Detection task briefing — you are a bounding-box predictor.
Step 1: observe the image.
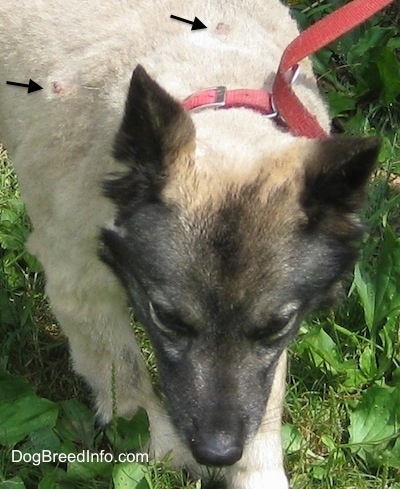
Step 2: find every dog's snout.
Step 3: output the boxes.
[191,432,243,466]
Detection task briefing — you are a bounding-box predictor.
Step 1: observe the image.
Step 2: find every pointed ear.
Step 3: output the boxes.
[106,65,195,205]
[301,137,380,224]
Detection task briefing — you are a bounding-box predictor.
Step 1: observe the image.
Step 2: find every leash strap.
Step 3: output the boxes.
[273,0,395,138]
[182,0,393,137]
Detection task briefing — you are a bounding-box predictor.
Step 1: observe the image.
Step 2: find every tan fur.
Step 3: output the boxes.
[163,128,317,213]
[0,2,331,488]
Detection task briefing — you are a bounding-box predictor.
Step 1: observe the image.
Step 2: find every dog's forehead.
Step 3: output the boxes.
[150,177,303,309]
[162,133,310,214]
[153,138,315,294]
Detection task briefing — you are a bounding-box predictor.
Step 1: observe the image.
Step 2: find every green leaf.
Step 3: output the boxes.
[67,460,112,480]
[349,385,399,451]
[38,468,71,489]
[0,476,26,489]
[320,434,336,451]
[373,226,400,326]
[325,92,356,118]
[300,326,343,373]
[38,471,74,489]
[0,369,33,402]
[347,26,396,64]
[352,262,374,330]
[112,462,149,489]
[20,426,62,455]
[0,395,58,445]
[368,46,400,106]
[311,49,334,78]
[282,423,305,454]
[381,436,400,468]
[38,477,61,489]
[359,346,377,378]
[106,408,149,453]
[56,399,95,447]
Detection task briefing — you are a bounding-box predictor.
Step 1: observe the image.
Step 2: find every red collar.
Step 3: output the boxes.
[183,86,278,118]
[182,0,393,138]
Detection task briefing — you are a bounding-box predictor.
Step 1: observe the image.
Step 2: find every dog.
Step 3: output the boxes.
[0,1,380,487]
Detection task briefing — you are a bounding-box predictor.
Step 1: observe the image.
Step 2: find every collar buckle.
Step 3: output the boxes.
[213,86,227,107]
[183,86,227,112]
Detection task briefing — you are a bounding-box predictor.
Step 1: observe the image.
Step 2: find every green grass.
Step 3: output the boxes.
[1,1,400,488]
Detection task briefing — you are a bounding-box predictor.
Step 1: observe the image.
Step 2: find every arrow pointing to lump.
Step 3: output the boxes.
[6,79,43,93]
[170,14,207,30]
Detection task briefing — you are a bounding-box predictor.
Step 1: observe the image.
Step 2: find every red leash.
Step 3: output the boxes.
[183,0,394,138]
[273,0,395,138]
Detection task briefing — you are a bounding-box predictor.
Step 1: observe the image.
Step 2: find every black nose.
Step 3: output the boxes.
[191,432,243,466]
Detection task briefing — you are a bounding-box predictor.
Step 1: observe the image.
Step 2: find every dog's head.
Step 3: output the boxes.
[100,65,379,467]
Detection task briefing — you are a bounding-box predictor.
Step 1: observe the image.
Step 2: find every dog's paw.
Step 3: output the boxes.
[147,409,198,471]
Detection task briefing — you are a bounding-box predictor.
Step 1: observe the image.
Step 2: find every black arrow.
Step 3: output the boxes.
[6,79,43,93]
[170,15,207,30]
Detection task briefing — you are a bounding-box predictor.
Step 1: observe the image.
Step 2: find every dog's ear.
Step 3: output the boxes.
[301,137,380,229]
[106,65,195,206]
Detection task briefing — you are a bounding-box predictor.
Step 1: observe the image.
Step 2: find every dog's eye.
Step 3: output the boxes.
[149,303,195,337]
[249,314,296,343]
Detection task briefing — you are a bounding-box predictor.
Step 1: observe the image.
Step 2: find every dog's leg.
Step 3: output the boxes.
[37,244,194,468]
[50,283,195,467]
[225,351,289,489]
[46,280,152,422]
[69,325,193,466]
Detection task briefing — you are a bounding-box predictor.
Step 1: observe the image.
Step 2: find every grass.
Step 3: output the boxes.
[1,1,400,488]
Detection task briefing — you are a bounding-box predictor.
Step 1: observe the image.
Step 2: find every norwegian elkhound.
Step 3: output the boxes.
[0,1,379,487]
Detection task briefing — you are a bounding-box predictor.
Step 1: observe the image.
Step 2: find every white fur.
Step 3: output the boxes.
[0,1,329,487]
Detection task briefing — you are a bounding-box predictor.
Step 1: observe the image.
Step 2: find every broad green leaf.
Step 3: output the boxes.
[0,395,58,445]
[38,472,75,489]
[1,476,26,489]
[282,423,305,454]
[381,436,400,468]
[325,92,356,118]
[392,367,400,384]
[384,434,400,469]
[311,49,334,78]
[20,426,61,455]
[301,326,343,373]
[38,467,70,489]
[349,385,399,451]
[320,434,336,451]
[38,477,62,489]
[347,26,396,63]
[0,369,33,402]
[56,399,95,447]
[359,346,377,378]
[112,462,149,489]
[67,460,112,480]
[369,46,400,106]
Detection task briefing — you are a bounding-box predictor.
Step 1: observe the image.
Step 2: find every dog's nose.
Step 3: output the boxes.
[190,433,243,466]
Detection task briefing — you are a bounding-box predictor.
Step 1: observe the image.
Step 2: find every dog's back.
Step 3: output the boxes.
[0,0,328,148]
[0,0,329,251]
